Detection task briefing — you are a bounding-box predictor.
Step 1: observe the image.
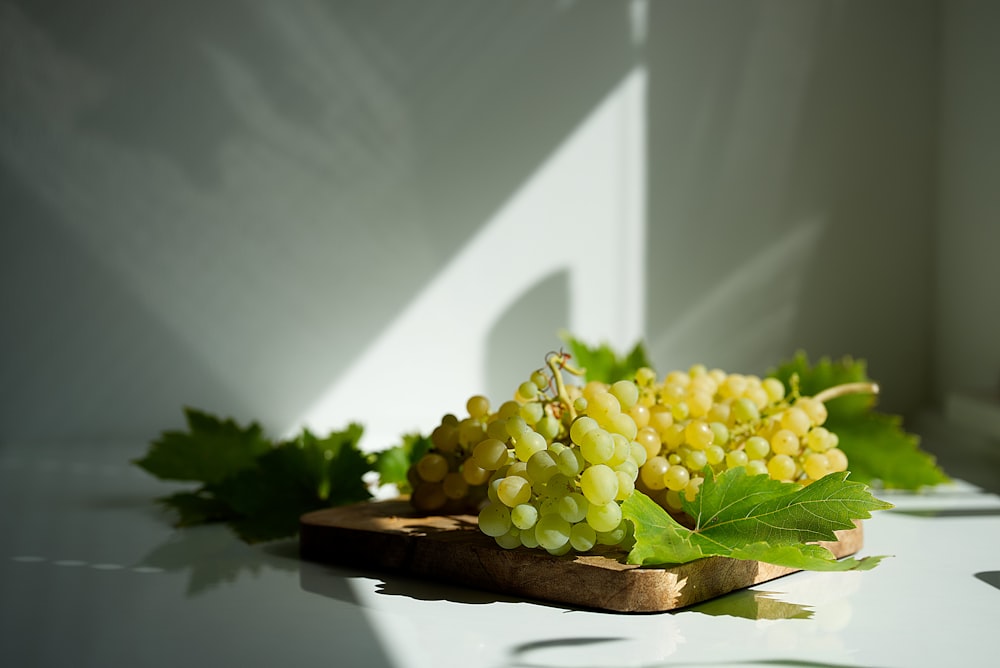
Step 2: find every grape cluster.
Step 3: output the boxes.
[631,365,849,517]
[407,356,859,554]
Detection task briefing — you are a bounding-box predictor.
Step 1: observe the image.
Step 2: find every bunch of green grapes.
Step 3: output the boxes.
[631,364,865,517]
[408,352,645,555]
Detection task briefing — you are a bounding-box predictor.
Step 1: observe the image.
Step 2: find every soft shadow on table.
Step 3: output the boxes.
[135,524,300,596]
[681,588,813,620]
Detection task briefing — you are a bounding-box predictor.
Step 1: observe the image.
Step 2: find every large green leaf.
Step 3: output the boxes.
[623,467,892,569]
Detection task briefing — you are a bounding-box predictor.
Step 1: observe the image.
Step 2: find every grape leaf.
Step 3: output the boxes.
[769,352,949,489]
[137,410,372,543]
[560,332,652,383]
[622,467,892,569]
[134,407,271,484]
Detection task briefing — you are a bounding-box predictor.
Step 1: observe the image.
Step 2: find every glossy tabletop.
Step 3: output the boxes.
[2,442,998,668]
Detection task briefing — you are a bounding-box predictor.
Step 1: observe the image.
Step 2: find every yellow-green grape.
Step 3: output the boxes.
[826,447,848,472]
[709,422,730,447]
[526,450,558,483]
[628,441,648,467]
[744,435,771,459]
[555,447,583,477]
[497,476,531,507]
[579,427,614,465]
[707,401,730,424]
[495,528,521,549]
[517,380,539,401]
[430,423,459,453]
[535,514,571,551]
[608,434,632,467]
[796,397,828,426]
[442,472,469,499]
[589,390,622,421]
[746,459,768,476]
[610,380,640,411]
[780,407,812,437]
[731,397,760,423]
[767,454,796,481]
[770,429,801,456]
[648,406,673,434]
[496,400,521,420]
[466,394,490,420]
[615,470,635,501]
[663,423,686,450]
[663,464,690,492]
[684,420,714,450]
[586,500,622,532]
[570,416,599,444]
[726,450,749,469]
[514,430,546,462]
[762,377,786,403]
[536,414,561,442]
[506,415,530,440]
[473,438,509,470]
[511,503,539,530]
[570,522,598,552]
[605,412,638,440]
[803,452,831,480]
[597,523,629,546]
[557,492,589,523]
[720,373,748,399]
[683,449,708,472]
[457,418,487,448]
[705,444,726,467]
[530,369,549,391]
[687,390,713,418]
[479,503,512,537]
[520,529,540,549]
[806,426,837,452]
[636,426,661,460]
[664,489,684,512]
[461,461,491,486]
[640,456,669,490]
[519,401,545,425]
[416,453,449,483]
[630,402,650,428]
[580,464,619,505]
[636,366,657,387]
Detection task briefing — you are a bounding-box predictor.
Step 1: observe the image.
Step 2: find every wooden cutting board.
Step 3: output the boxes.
[299,499,863,613]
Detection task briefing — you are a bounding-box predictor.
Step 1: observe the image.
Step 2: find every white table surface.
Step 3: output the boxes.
[2,441,998,668]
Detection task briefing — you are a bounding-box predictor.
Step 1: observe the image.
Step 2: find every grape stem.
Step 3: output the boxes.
[812,381,879,404]
[546,352,584,422]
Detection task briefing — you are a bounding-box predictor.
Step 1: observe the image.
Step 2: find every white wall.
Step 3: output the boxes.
[0,1,952,449]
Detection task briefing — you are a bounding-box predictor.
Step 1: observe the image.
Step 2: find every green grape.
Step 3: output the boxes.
[705,444,726,466]
[762,377,786,402]
[526,450,558,483]
[683,449,708,472]
[663,465,690,492]
[416,453,449,483]
[614,470,635,501]
[514,430,547,462]
[780,407,811,437]
[635,426,661,460]
[497,476,531,507]
[535,514,571,551]
[826,447,848,472]
[640,456,669,490]
[511,503,539,530]
[803,452,831,480]
[731,397,759,423]
[744,435,771,459]
[478,503,511,537]
[580,464,618,505]
[536,415,561,442]
[586,500,622,533]
[709,421,730,447]
[555,447,583,477]
[796,397,828,425]
[605,412,638,440]
[569,416,599,444]
[519,401,545,425]
[461,461,491,486]
[767,454,796,481]
[570,522,597,552]
[473,438,509,470]
[725,450,749,469]
[466,395,490,420]
[746,459,768,476]
[517,380,539,400]
[579,428,614,465]
[495,527,521,549]
[770,429,801,456]
[684,420,714,450]
[610,380,639,411]
[557,492,589,523]
[530,370,549,391]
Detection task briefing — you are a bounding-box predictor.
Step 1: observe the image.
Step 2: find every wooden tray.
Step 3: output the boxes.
[299,499,863,613]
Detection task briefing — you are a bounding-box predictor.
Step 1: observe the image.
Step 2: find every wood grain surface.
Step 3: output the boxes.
[299,499,863,613]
